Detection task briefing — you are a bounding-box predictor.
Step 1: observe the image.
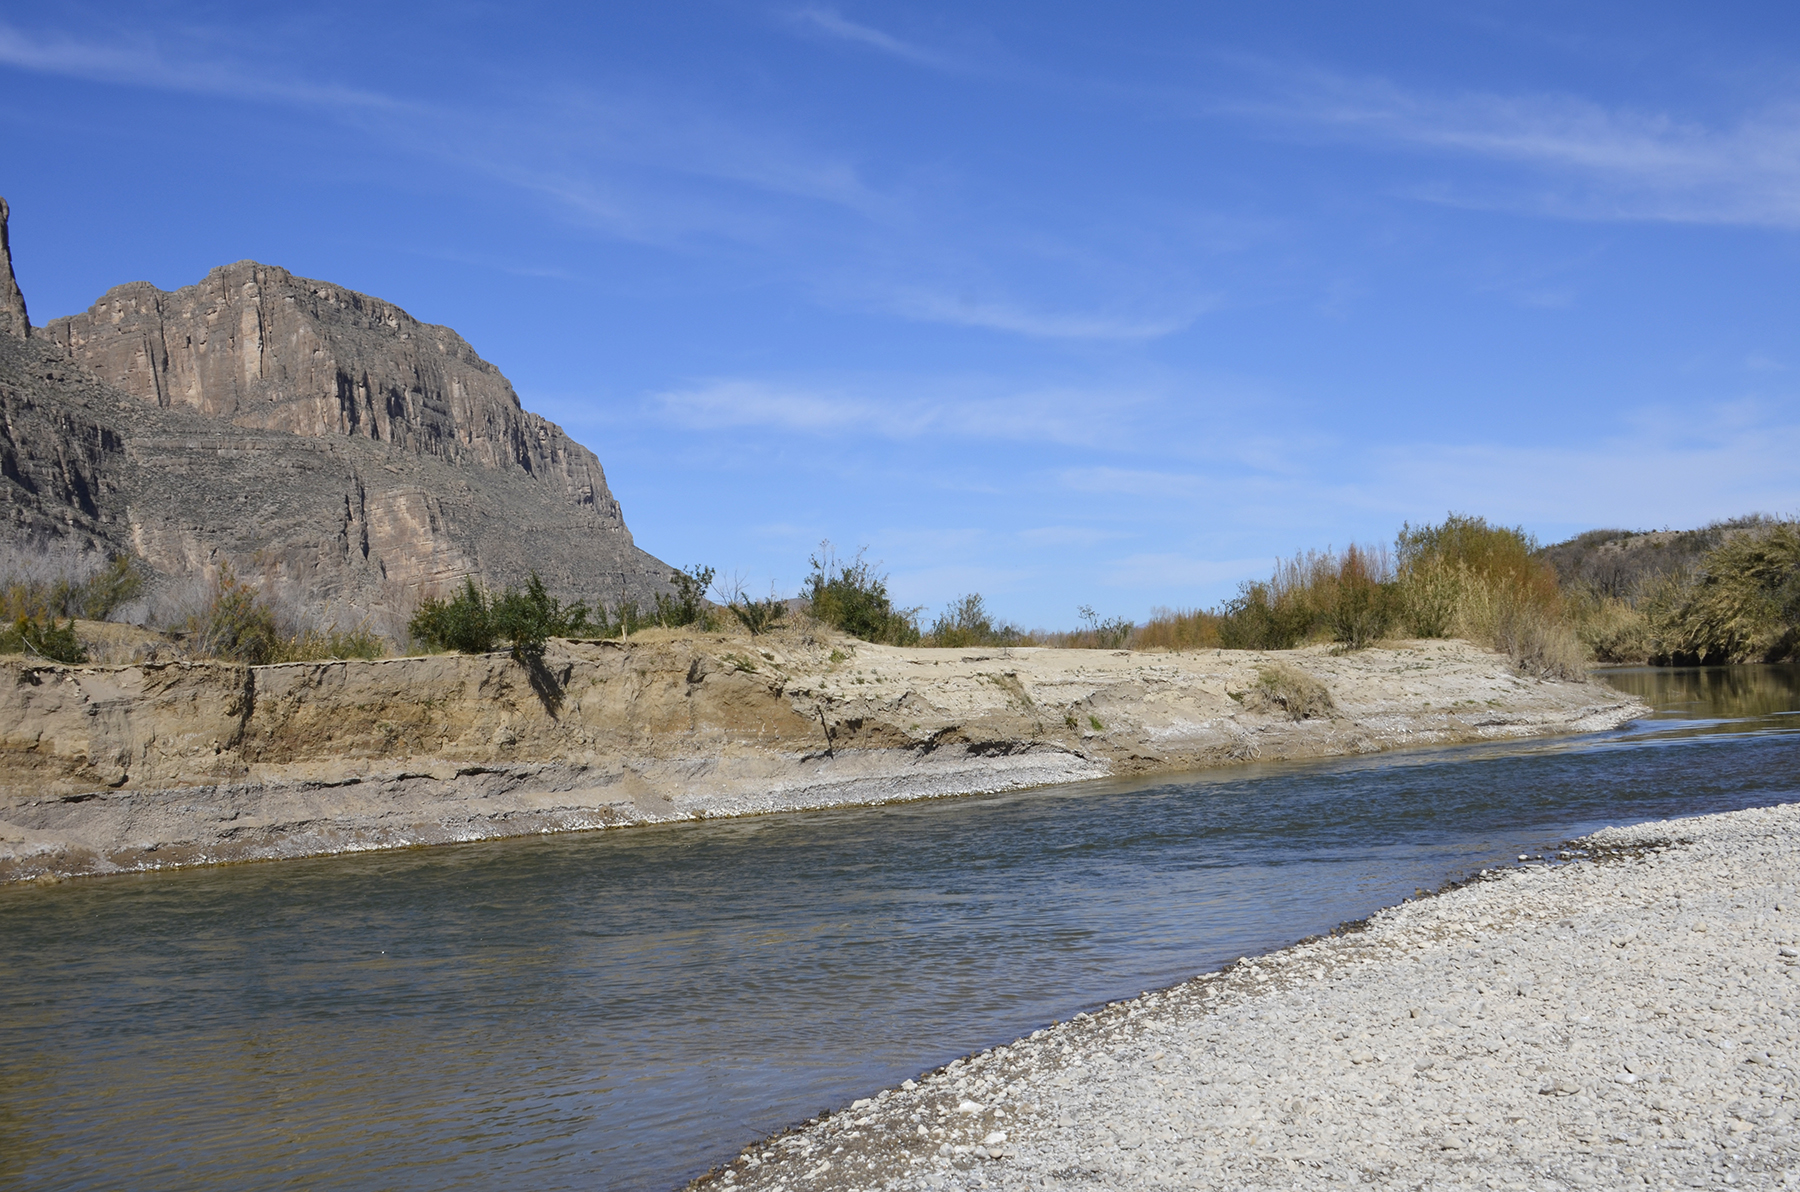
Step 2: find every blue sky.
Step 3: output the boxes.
[3,2,1798,627]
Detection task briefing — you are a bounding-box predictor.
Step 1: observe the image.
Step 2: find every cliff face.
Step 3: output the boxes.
[39,262,617,516]
[0,200,672,621]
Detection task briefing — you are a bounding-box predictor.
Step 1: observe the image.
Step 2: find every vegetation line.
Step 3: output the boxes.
[3,514,1796,672]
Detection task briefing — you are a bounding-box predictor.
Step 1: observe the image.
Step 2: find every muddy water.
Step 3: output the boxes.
[2,666,1796,1192]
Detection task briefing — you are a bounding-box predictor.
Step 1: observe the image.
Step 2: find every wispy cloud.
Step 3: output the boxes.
[1017,525,1123,548]
[1101,553,1271,592]
[1362,404,1800,527]
[654,377,1154,449]
[1234,68,1800,227]
[891,288,1206,340]
[0,20,894,249]
[442,93,900,249]
[785,7,957,70]
[0,22,401,111]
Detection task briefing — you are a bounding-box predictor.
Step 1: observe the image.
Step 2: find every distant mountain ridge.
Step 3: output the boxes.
[0,198,672,628]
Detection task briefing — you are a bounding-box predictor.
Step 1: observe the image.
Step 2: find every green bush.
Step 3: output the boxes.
[729,593,787,636]
[925,594,1027,648]
[412,573,597,664]
[491,574,593,666]
[0,615,88,663]
[653,565,716,631]
[803,544,919,645]
[410,578,496,654]
[1646,520,1800,664]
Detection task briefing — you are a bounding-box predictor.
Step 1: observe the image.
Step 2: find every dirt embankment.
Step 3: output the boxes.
[0,631,1643,882]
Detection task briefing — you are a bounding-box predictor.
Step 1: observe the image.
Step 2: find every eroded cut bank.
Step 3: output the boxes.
[0,632,1642,882]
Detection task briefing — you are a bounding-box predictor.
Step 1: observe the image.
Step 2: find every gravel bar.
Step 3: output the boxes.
[702,802,1800,1191]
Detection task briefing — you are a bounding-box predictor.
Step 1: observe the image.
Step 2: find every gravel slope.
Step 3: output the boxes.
[706,802,1800,1191]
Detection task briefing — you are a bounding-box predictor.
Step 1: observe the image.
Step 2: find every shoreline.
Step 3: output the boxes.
[705,801,1800,1191]
[0,633,1643,884]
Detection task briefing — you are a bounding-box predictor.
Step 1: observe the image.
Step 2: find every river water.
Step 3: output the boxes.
[3,665,1798,1191]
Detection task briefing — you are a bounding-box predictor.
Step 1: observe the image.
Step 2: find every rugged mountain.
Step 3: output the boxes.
[0,199,672,628]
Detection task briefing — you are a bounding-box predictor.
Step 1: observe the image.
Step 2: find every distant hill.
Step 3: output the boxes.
[1540,517,1781,600]
[0,198,672,630]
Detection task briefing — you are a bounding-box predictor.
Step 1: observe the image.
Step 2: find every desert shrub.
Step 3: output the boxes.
[1074,604,1135,649]
[190,566,284,664]
[1215,548,1395,651]
[0,615,88,663]
[599,599,657,638]
[1488,596,1589,680]
[1131,607,1222,651]
[179,567,389,664]
[1032,607,1133,649]
[1247,663,1335,720]
[412,573,597,664]
[0,541,143,622]
[714,574,788,636]
[277,628,388,662]
[730,594,786,636]
[1567,590,1654,664]
[803,544,919,645]
[1217,579,1312,650]
[923,594,1028,648]
[1645,520,1800,664]
[1393,514,1586,678]
[654,565,717,631]
[410,578,498,654]
[1324,545,1395,648]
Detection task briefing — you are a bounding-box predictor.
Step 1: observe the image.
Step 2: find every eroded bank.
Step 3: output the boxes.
[0,631,1642,882]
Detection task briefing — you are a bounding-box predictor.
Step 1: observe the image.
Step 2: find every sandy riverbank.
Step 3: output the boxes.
[0,631,1641,883]
[707,802,1800,1191]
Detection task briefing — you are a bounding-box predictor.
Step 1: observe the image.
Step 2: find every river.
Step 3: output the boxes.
[2,665,1796,1191]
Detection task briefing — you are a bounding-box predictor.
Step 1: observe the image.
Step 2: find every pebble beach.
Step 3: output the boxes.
[707,802,1800,1191]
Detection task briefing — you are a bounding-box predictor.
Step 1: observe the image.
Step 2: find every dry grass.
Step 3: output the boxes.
[1130,607,1223,651]
[0,539,143,623]
[1567,590,1654,664]
[1246,663,1336,721]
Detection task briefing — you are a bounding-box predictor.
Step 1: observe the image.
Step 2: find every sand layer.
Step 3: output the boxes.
[708,802,1800,1191]
[0,633,1641,883]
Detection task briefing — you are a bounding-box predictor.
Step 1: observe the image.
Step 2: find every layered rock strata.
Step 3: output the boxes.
[0,635,1643,882]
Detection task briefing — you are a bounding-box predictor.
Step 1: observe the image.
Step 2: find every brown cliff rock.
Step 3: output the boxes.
[0,205,672,621]
[40,261,612,503]
[0,197,28,339]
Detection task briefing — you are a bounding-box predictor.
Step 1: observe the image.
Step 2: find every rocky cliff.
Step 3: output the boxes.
[0,197,27,340]
[0,199,672,623]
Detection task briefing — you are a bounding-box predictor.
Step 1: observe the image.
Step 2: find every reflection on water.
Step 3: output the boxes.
[1602,662,1800,724]
[2,667,1797,1192]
